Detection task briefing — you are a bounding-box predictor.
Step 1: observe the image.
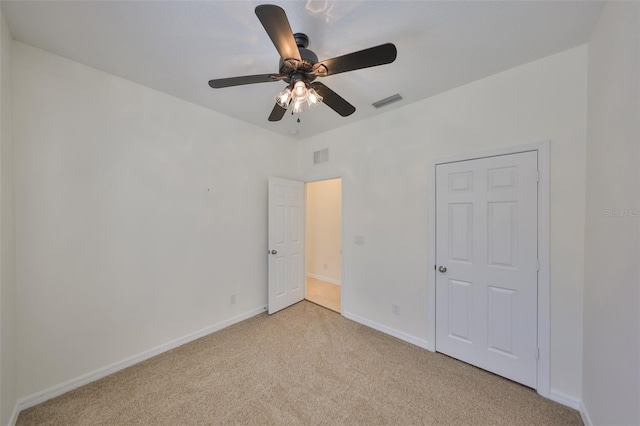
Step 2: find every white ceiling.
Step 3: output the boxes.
[1,0,604,139]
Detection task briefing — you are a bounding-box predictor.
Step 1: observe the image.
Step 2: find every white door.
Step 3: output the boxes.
[435,151,538,387]
[268,177,305,314]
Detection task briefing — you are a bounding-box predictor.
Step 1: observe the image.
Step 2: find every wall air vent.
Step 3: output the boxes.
[313,148,329,165]
[372,93,403,109]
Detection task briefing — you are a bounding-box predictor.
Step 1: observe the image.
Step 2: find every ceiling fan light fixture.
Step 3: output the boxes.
[278,80,323,114]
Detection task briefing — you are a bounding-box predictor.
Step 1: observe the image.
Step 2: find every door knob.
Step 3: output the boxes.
[438,266,447,273]
[270,250,277,255]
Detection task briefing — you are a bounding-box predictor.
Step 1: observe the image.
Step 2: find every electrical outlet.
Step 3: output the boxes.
[355,235,365,245]
[230,294,236,305]
[392,304,400,315]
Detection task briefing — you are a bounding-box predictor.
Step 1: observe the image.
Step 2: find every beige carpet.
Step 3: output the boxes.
[17,301,581,425]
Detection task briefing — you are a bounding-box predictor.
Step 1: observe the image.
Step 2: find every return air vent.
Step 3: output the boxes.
[372,93,403,109]
[313,148,329,165]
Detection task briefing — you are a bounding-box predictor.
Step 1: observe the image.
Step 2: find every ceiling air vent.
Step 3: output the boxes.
[372,93,403,109]
[313,148,329,165]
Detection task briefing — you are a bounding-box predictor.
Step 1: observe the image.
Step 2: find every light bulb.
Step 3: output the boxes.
[293,81,306,98]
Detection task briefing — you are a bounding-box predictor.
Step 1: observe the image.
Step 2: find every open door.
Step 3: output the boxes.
[268,177,305,314]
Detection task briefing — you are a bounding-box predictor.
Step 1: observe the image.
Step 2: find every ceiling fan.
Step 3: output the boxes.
[208,4,397,122]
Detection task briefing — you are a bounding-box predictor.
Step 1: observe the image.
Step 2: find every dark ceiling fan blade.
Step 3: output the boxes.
[255,5,301,63]
[311,82,355,117]
[312,43,397,77]
[268,103,287,121]
[208,74,282,89]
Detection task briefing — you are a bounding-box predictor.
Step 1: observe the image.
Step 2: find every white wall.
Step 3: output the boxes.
[583,2,640,425]
[12,42,297,399]
[0,7,17,425]
[298,46,587,399]
[0,8,17,426]
[306,179,342,284]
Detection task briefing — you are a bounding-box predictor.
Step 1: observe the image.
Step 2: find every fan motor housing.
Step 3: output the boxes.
[278,33,318,82]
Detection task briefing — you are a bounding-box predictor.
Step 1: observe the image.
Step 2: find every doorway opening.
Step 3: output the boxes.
[305,178,342,313]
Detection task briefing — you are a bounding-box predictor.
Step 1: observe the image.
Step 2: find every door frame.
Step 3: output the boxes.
[426,140,550,398]
[304,174,345,314]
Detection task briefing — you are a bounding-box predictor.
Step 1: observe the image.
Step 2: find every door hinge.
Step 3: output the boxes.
[536,347,540,360]
[536,259,540,271]
[537,171,540,182]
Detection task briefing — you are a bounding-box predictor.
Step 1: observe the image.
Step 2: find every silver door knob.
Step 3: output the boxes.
[270,250,277,255]
[438,266,447,273]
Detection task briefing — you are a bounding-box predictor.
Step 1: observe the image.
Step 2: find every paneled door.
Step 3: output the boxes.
[268,177,304,314]
[435,151,538,387]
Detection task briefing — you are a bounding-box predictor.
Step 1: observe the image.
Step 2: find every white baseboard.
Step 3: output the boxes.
[342,311,430,350]
[579,401,593,426]
[8,402,20,426]
[549,389,581,410]
[13,305,268,418]
[306,273,341,286]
